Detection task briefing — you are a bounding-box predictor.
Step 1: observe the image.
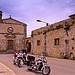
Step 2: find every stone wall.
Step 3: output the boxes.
[31,16,75,59]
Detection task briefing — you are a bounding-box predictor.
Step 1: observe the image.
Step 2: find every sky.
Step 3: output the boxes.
[0,0,75,37]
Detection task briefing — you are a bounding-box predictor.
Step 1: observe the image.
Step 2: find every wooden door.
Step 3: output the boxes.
[8,40,14,50]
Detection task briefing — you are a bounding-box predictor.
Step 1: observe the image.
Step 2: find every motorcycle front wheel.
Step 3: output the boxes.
[14,60,16,65]
[27,66,32,71]
[42,66,50,75]
[18,60,21,68]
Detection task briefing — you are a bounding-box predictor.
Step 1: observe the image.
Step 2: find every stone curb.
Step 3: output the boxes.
[0,62,16,75]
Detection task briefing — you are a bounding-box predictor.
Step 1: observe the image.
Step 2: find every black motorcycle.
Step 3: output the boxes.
[27,55,51,75]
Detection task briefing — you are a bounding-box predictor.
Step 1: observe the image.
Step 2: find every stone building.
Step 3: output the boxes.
[31,14,75,59]
[0,11,27,53]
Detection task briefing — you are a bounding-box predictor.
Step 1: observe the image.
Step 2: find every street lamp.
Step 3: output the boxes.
[37,20,49,26]
[37,20,50,56]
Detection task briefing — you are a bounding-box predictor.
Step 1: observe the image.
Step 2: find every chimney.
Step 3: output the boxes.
[69,14,75,19]
[0,10,2,23]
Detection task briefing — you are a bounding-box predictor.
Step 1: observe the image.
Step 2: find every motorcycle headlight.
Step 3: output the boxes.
[24,53,25,54]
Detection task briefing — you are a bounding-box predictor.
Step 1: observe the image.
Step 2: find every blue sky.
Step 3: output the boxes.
[0,0,75,36]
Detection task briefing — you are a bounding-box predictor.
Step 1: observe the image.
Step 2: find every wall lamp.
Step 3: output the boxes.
[37,20,49,26]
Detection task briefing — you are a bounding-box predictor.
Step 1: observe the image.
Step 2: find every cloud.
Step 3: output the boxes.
[63,8,72,14]
[0,0,75,36]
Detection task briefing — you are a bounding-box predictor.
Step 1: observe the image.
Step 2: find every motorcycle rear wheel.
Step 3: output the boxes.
[42,66,50,75]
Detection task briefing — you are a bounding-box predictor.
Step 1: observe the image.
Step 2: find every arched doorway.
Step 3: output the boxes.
[26,40,31,53]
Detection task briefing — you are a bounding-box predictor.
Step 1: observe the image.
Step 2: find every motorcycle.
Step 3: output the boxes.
[23,52,27,65]
[27,55,51,75]
[13,53,23,68]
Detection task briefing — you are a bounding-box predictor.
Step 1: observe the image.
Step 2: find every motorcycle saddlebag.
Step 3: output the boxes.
[27,55,35,61]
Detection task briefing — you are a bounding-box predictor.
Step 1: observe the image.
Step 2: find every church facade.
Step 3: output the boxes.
[0,11,27,53]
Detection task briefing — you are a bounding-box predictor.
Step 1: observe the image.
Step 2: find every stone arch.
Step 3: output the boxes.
[26,40,31,53]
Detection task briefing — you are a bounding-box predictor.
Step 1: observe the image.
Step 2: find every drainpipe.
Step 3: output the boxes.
[43,31,47,56]
[64,21,70,58]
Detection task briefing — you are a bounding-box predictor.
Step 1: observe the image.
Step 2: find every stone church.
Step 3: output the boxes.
[0,11,27,53]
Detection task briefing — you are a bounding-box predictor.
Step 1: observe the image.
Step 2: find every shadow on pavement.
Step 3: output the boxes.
[26,70,42,75]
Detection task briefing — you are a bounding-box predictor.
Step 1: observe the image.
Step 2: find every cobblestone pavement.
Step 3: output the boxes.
[0,54,75,75]
[0,61,16,75]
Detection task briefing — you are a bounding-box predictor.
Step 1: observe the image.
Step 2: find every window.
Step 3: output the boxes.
[54,38,60,45]
[37,40,40,46]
